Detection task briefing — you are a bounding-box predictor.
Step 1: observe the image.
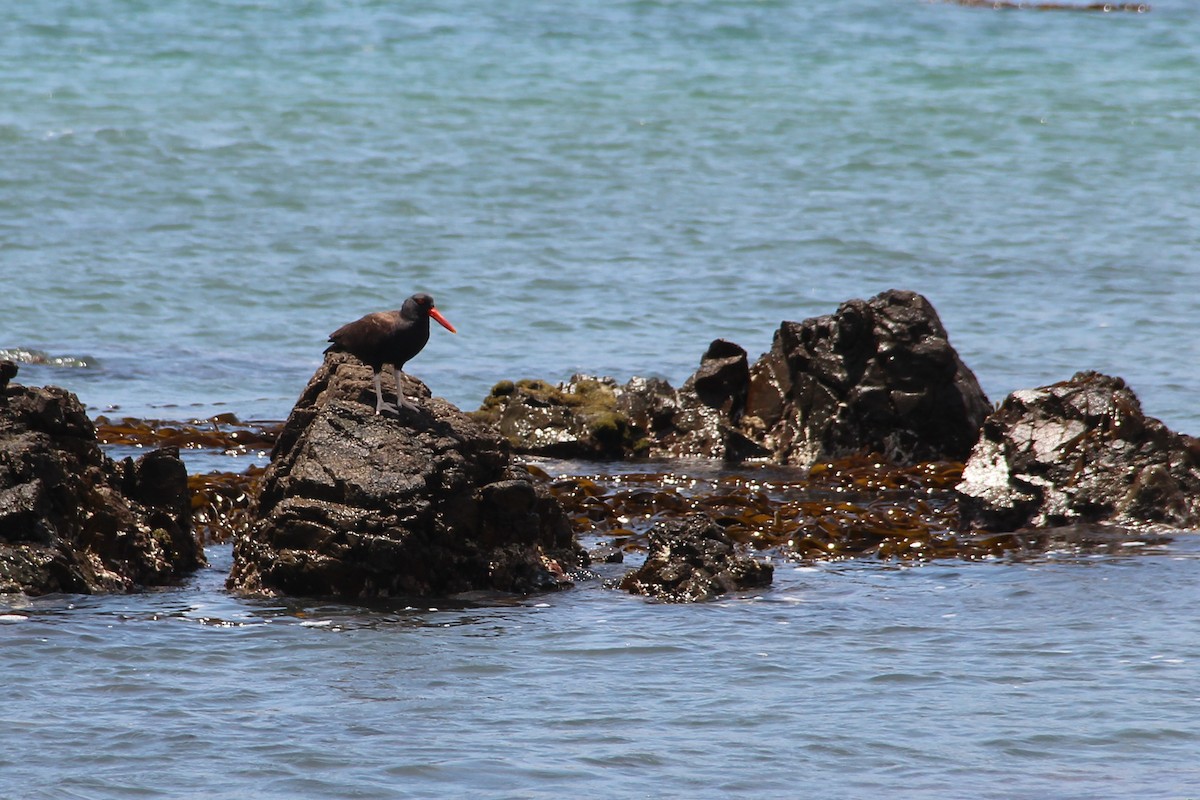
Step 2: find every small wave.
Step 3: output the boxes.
[0,348,96,369]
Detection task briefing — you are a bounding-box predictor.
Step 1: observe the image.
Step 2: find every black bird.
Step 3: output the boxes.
[325,293,457,414]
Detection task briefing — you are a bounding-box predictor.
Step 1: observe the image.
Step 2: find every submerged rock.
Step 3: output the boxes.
[949,0,1150,11]
[620,516,773,602]
[957,371,1200,531]
[743,289,991,467]
[0,383,203,595]
[227,352,582,599]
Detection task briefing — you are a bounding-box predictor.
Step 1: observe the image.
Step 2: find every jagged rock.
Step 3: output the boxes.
[472,291,988,466]
[472,341,768,462]
[743,289,991,466]
[633,339,770,461]
[227,352,582,599]
[957,371,1200,531]
[0,360,17,392]
[687,338,750,414]
[0,383,202,595]
[620,516,773,602]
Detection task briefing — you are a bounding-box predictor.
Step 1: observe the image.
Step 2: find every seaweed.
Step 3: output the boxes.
[536,453,1026,562]
[94,414,277,543]
[189,467,264,543]
[95,413,281,455]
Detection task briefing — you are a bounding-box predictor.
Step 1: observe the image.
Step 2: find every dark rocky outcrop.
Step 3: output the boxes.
[227,352,582,599]
[624,339,771,461]
[620,516,774,602]
[472,339,769,462]
[0,383,202,595]
[743,289,991,466]
[958,371,1200,531]
[475,290,990,468]
[0,360,17,392]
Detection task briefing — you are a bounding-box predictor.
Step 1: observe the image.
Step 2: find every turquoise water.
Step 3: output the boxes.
[4,0,1198,428]
[3,1,1200,797]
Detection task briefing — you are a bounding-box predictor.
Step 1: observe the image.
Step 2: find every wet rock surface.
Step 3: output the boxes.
[0,383,203,595]
[472,341,768,462]
[12,293,1192,602]
[94,414,278,545]
[743,289,991,466]
[475,290,990,467]
[958,371,1200,531]
[472,376,642,459]
[619,516,774,602]
[227,352,582,599]
[0,360,17,392]
[627,339,771,461]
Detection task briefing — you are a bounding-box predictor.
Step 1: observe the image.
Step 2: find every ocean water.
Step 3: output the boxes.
[2,1,1200,797]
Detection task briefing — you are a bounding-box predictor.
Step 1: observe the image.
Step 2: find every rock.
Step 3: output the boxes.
[743,289,991,466]
[0,383,203,595]
[472,291,987,466]
[588,542,625,564]
[957,371,1200,530]
[633,340,771,461]
[0,360,17,393]
[688,338,750,414]
[471,342,769,462]
[471,376,643,459]
[227,352,583,599]
[950,0,1149,11]
[620,516,773,602]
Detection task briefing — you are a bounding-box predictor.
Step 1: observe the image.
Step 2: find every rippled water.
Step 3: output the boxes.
[4,543,1200,799]
[4,0,1199,428]
[3,1,1200,797]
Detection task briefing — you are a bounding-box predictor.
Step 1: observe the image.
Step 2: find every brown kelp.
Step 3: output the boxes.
[95,414,278,543]
[91,413,1170,559]
[536,454,1025,562]
[189,467,264,543]
[95,413,281,455]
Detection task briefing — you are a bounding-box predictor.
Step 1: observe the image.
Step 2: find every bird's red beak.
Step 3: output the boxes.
[430,307,457,334]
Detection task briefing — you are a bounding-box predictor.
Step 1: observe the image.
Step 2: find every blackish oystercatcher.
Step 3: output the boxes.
[325,293,457,415]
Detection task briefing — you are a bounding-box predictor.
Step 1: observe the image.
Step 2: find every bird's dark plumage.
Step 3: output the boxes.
[326,293,456,414]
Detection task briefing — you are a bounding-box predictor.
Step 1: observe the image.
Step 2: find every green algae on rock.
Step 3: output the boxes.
[472,376,645,459]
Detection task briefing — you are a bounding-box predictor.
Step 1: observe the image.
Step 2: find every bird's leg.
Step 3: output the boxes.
[393,367,418,411]
[373,370,397,415]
